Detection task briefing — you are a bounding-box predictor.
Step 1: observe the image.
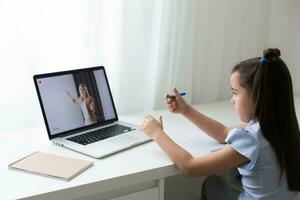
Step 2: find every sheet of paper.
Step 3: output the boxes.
[169,128,226,156]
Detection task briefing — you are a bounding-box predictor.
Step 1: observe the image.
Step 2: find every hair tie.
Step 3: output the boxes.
[260,56,269,63]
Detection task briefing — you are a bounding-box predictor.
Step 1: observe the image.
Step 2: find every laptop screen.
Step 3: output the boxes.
[34,67,117,137]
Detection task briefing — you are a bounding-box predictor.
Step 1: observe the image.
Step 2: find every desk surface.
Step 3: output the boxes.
[1,98,300,200]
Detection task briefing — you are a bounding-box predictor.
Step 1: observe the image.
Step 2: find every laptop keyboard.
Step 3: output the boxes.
[66,124,136,145]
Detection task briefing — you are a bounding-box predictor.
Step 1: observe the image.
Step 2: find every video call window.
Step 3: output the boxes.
[37,69,116,135]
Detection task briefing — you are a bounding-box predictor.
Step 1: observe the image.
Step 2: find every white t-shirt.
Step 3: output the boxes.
[225,120,300,200]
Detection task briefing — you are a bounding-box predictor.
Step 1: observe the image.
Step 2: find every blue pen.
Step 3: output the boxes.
[179,91,189,96]
[166,91,189,100]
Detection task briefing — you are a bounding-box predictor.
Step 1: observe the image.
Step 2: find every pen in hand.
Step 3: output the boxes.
[165,91,189,101]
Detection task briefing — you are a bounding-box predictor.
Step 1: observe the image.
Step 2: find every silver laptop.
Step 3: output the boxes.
[34,66,151,158]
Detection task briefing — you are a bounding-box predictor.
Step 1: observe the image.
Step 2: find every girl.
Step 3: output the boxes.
[66,83,97,126]
[141,48,300,200]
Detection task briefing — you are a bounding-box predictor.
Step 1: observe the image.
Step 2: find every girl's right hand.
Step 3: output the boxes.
[165,87,189,114]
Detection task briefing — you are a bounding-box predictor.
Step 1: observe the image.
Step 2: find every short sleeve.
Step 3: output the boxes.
[225,128,259,170]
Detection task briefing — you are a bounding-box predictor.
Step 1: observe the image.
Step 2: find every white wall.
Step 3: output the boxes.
[191,0,271,104]
[268,0,300,96]
[190,0,300,104]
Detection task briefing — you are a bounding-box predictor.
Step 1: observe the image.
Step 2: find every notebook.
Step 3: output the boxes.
[8,151,93,181]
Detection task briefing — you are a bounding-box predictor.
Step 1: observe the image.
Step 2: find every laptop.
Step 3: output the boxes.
[34,66,151,158]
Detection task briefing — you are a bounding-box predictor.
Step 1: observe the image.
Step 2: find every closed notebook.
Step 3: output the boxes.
[8,151,93,181]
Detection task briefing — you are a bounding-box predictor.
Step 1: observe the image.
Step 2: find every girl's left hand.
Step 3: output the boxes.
[140,115,164,140]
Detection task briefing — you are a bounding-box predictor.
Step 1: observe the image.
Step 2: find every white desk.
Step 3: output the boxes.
[1,98,299,200]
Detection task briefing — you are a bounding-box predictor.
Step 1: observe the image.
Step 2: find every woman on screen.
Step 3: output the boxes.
[66,83,97,126]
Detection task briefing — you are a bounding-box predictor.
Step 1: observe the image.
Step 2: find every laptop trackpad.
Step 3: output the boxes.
[107,135,139,146]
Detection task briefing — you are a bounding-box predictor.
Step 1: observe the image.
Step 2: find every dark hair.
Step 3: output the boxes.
[232,48,300,191]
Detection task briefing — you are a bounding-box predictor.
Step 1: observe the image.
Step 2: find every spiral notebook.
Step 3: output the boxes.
[8,151,93,181]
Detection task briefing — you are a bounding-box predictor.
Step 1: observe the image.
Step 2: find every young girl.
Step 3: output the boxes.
[141,48,300,200]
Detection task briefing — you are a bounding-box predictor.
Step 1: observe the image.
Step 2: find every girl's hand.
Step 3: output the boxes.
[165,87,190,115]
[140,115,164,140]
